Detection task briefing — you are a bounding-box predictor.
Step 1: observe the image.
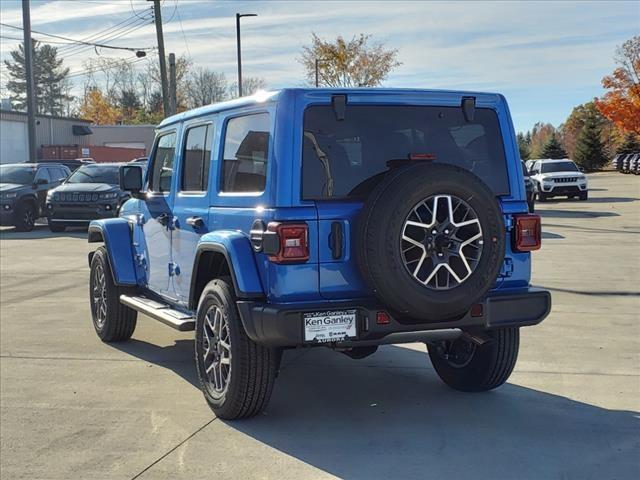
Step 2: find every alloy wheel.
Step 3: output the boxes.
[401,194,483,290]
[202,306,232,396]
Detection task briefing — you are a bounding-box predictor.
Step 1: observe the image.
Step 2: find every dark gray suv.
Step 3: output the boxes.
[0,163,70,231]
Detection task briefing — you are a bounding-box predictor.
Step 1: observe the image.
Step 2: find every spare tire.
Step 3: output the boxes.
[357,162,505,321]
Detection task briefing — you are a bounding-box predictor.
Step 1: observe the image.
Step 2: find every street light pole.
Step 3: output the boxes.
[21,0,37,162]
[235,13,257,98]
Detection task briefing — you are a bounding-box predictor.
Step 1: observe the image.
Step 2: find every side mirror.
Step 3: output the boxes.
[120,165,145,199]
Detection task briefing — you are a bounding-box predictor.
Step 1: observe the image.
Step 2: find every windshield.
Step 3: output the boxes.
[66,164,119,184]
[302,105,509,199]
[0,165,36,185]
[541,161,579,173]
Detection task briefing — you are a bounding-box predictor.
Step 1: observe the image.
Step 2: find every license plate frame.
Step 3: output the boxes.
[303,309,358,344]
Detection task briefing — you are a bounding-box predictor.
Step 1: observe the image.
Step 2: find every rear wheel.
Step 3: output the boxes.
[195,278,279,419]
[428,328,519,392]
[14,201,36,231]
[89,247,137,342]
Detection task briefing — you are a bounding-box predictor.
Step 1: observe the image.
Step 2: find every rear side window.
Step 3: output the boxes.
[221,113,270,193]
[181,124,213,192]
[150,132,177,193]
[302,105,509,198]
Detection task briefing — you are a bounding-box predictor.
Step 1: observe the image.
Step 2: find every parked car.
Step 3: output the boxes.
[129,157,148,165]
[529,158,588,201]
[632,154,640,174]
[0,163,70,231]
[46,163,130,232]
[87,89,550,420]
[623,153,639,174]
[522,161,536,212]
[611,153,625,171]
[40,158,95,172]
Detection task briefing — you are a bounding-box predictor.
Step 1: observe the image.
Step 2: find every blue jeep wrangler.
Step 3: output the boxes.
[87,89,550,419]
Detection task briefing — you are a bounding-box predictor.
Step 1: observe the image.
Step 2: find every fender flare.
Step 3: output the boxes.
[190,230,264,308]
[88,218,137,286]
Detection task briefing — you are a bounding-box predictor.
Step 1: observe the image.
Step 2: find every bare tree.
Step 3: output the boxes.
[228,76,267,98]
[299,33,401,87]
[185,67,228,108]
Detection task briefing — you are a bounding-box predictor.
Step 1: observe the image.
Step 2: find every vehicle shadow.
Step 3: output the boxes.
[0,224,87,240]
[536,209,620,218]
[113,339,639,479]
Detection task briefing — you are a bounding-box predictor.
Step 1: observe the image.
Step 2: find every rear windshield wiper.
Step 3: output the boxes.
[304,130,334,197]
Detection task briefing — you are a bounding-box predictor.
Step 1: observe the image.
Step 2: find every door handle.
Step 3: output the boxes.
[156,213,170,226]
[186,216,204,228]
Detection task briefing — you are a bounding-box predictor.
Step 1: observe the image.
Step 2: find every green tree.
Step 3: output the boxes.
[299,33,401,87]
[541,133,567,159]
[616,132,640,154]
[574,112,608,171]
[517,132,530,160]
[4,41,71,115]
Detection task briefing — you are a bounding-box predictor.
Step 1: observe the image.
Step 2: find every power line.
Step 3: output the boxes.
[56,13,148,52]
[176,2,191,60]
[57,22,153,60]
[0,22,153,53]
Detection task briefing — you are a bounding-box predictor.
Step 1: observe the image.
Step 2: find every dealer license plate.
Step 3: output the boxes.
[303,309,357,343]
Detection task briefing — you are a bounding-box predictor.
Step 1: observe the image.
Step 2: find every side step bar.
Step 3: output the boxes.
[120,295,195,331]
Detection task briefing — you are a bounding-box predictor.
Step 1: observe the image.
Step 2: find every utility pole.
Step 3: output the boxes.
[151,0,169,116]
[235,13,257,98]
[21,0,37,162]
[168,53,177,116]
[315,58,319,87]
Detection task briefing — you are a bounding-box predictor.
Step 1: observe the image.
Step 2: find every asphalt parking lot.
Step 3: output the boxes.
[1,171,638,480]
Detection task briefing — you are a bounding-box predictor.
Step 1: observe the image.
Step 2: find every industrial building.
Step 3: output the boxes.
[0,109,155,164]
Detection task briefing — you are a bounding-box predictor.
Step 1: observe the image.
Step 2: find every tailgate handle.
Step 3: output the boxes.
[329,222,343,259]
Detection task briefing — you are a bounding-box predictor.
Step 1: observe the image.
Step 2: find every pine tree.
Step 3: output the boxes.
[4,41,71,116]
[541,133,567,159]
[616,132,640,155]
[517,132,530,160]
[574,113,608,171]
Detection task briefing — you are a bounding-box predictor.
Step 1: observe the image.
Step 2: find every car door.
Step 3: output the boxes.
[33,167,53,213]
[171,121,214,303]
[140,131,177,298]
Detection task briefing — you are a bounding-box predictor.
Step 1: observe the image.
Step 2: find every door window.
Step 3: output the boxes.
[181,124,213,192]
[34,168,51,183]
[221,113,270,193]
[150,132,177,193]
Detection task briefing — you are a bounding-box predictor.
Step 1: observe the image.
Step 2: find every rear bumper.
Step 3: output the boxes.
[237,288,551,347]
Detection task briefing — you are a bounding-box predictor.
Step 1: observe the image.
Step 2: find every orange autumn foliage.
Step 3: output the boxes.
[595,36,640,134]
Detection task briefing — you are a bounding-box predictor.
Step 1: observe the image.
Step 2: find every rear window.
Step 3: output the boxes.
[302,105,509,199]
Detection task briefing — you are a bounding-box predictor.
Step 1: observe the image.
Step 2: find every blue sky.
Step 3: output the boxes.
[0,0,638,133]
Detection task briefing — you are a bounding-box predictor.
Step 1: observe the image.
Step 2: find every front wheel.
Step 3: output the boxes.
[48,217,66,232]
[14,202,36,231]
[195,278,279,419]
[89,247,137,342]
[427,327,519,392]
[579,192,588,201]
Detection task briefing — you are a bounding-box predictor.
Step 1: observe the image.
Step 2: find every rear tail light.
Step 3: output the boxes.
[513,214,541,252]
[267,222,309,263]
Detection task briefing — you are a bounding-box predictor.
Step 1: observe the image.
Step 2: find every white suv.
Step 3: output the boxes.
[529,159,588,201]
